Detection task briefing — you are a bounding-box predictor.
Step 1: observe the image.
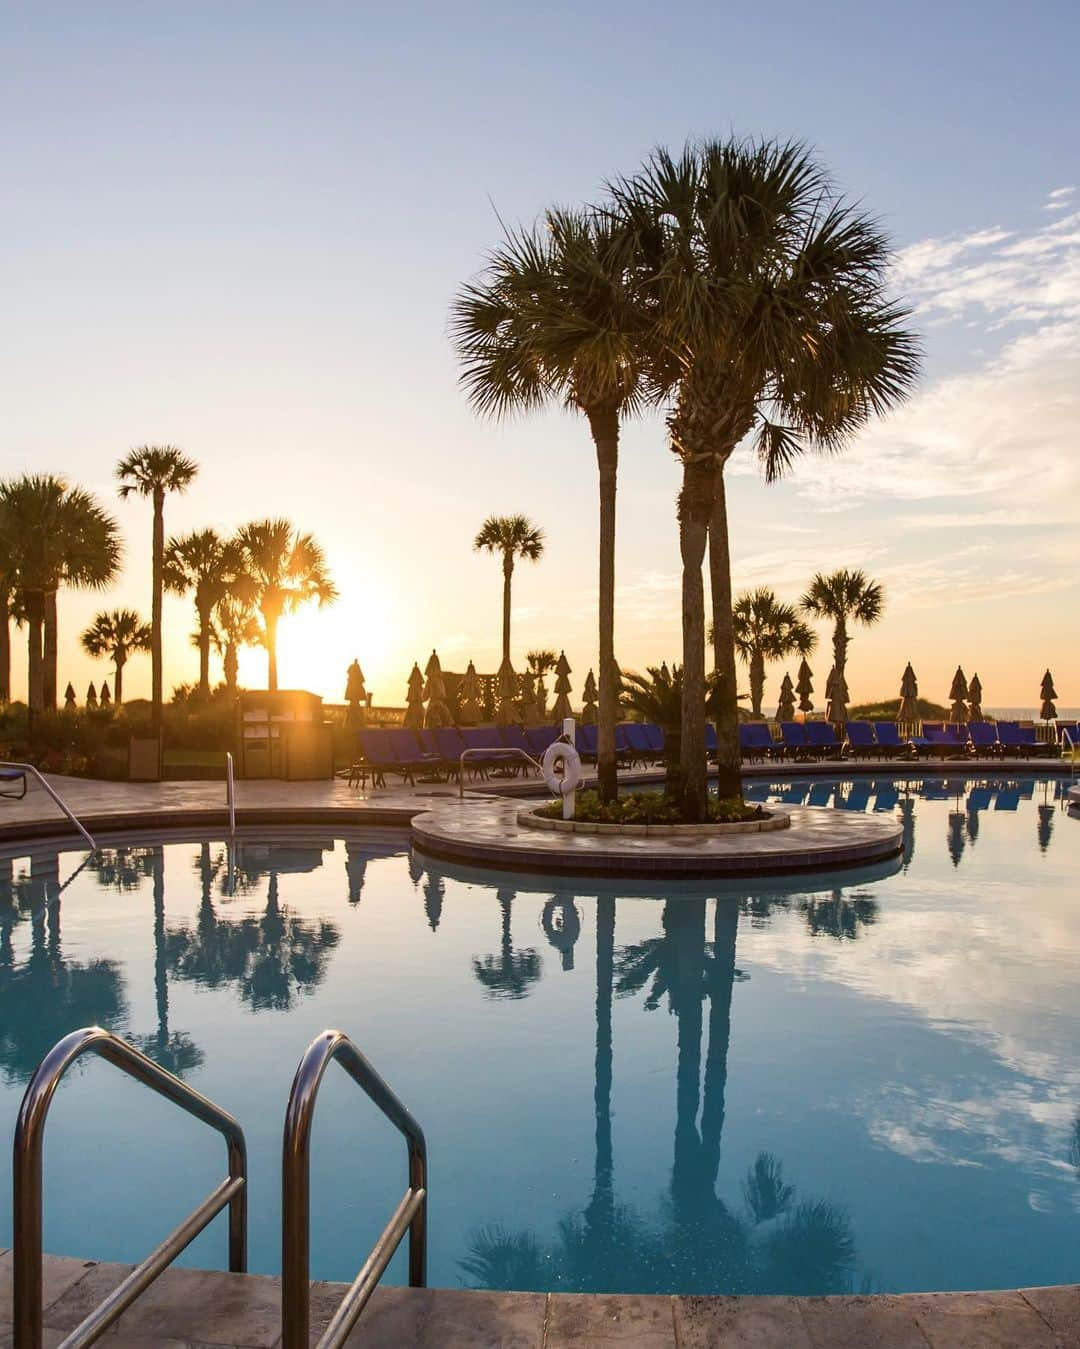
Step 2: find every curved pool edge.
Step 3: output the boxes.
[7,1252,1075,1346]
[411,799,904,878]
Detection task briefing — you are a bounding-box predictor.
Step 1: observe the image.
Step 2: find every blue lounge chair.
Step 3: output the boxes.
[461,727,518,776]
[526,725,560,757]
[997,721,1055,759]
[614,724,634,763]
[739,722,774,763]
[389,728,442,778]
[355,728,415,786]
[705,723,719,758]
[967,785,994,812]
[575,723,599,761]
[623,722,655,765]
[844,721,878,759]
[994,784,1021,811]
[873,783,899,811]
[500,724,537,771]
[433,726,467,774]
[873,723,911,759]
[807,782,834,807]
[778,722,812,760]
[916,723,967,759]
[779,782,810,804]
[0,766,27,800]
[643,723,665,755]
[805,721,842,758]
[968,722,1000,756]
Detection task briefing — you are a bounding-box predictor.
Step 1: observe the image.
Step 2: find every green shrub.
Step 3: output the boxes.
[539,789,764,826]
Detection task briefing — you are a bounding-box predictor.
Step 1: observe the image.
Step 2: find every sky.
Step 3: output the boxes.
[2,1,1078,710]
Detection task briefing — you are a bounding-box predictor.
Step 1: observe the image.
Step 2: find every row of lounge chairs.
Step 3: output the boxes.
[349,716,1067,786]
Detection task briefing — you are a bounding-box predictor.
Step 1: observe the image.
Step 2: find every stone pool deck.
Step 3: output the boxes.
[411,798,903,876]
[0,1253,1076,1347]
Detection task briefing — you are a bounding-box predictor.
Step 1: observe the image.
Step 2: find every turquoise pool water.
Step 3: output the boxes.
[1,773,1077,1297]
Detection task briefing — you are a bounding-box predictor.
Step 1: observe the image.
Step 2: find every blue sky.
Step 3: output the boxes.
[3,2,1078,707]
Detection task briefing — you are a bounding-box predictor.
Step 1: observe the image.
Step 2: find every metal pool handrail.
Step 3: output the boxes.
[1063,727,1078,781]
[14,1026,247,1349]
[225,749,236,834]
[0,760,96,849]
[281,1029,427,1349]
[457,745,542,796]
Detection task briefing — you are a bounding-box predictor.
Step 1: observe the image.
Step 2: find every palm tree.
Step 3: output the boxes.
[731,589,816,718]
[164,529,242,697]
[0,560,20,703]
[526,649,557,719]
[211,589,260,699]
[80,609,151,705]
[0,475,121,719]
[234,519,337,691]
[621,663,721,798]
[452,207,650,804]
[800,570,884,700]
[116,446,198,729]
[612,138,919,819]
[472,515,544,669]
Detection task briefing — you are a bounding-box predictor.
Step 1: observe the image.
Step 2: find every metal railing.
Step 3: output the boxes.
[1063,727,1078,781]
[281,1029,427,1349]
[457,745,541,796]
[225,750,236,835]
[0,761,96,849]
[14,1026,247,1349]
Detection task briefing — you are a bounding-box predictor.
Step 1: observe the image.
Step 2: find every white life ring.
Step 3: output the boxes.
[542,740,582,796]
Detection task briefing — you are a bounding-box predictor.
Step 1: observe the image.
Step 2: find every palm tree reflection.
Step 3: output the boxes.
[541,896,581,971]
[461,892,857,1295]
[472,888,542,1000]
[0,851,128,1084]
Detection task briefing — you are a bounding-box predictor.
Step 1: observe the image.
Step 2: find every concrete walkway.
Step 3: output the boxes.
[0,1252,1076,1347]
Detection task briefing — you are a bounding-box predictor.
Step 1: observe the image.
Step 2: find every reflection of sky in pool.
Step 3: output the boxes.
[1,774,1077,1297]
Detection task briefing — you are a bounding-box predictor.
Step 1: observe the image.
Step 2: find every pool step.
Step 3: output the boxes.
[1,1253,1076,1347]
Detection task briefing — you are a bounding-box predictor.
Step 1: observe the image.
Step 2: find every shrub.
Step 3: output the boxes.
[538,789,764,826]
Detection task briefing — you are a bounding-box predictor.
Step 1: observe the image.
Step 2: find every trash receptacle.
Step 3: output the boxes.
[237,690,327,779]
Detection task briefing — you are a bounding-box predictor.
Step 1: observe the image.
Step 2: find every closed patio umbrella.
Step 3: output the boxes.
[1040,669,1058,722]
[968,673,983,722]
[897,663,919,722]
[404,662,425,729]
[550,651,573,721]
[424,649,453,728]
[825,665,849,727]
[496,655,519,723]
[581,669,598,724]
[458,660,482,724]
[344,659,366,728]
[796,659,814,714]
[776,672,796,722]
[948,666,969,724]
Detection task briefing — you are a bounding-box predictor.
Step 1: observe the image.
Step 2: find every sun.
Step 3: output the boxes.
[236,588,403,703]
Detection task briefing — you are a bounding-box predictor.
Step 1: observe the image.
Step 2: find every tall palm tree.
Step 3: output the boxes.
[472,514,544,669]
[731,589,816,718]
[612,138,919,819]
[0,561,20,703]
[80,609,151,705]
[234,519,337,691]
[163,529,242,697]
[452,207,650,803]
[0,475,121,719]
[800,570,884,699]
[116,446,198,729]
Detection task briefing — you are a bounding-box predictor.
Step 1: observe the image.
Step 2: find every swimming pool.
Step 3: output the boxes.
[1,773,1077,1297]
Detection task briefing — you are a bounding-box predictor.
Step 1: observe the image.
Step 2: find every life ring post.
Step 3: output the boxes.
[561,717,576,820]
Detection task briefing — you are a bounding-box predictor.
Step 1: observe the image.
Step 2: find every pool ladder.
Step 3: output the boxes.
[12,1026,427,1349]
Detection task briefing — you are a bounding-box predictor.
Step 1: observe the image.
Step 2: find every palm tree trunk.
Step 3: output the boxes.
[589,407,620,804]
[700,898,738,1187]
[749,650,765,718]
[265,612,279,691]
[197,602,212,696]
[501,555,513,667]
[0,586,10,703]
[678,457,715,823]
[114,654,125,706]
[833,615,849,691]
[151,487,164,731]
[26,590,45,725]
[586,895,615,1257]
[43,591,58,710]
[670,901,706,1212]
[709,466,741,800]
[225,641,238,697]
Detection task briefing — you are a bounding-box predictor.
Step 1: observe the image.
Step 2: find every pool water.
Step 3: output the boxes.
[1,774,1078,1297]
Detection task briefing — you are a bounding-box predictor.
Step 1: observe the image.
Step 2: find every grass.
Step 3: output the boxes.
[539,789,765,826]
